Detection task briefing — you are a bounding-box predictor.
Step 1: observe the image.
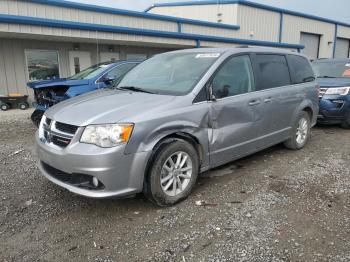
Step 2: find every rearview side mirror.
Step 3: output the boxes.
[208,83,217,101]
[102,75,116,84]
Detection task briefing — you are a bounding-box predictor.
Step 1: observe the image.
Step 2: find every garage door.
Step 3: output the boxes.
[335,38,350,58]
[300,32,320,60]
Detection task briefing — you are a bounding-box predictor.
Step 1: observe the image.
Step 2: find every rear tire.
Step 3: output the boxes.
[144,139,199,207]
[31,109,44,127]
[19,102,29,110]
[284,111,311,150]
[1,103,9,111]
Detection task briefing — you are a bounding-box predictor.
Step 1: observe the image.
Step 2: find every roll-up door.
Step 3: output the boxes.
[300,32,320,60]
[335,38,350,58]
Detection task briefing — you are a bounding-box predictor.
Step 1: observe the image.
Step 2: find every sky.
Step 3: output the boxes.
[68,0,350,24]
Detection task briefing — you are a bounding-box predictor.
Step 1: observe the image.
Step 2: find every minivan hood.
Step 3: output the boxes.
[317,77,350,88]
[45,89,176,126]
[28,79,90,89]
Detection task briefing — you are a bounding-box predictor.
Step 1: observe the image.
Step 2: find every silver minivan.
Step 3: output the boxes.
[36,47,319,206]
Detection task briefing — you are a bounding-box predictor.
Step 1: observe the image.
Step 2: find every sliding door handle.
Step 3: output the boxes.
[248,100,261,106]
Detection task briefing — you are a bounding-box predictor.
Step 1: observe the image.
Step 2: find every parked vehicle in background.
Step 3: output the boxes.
[36,47,319,206]
[0,94,29,111]
[312,58,350,128]
[28,61,140,126]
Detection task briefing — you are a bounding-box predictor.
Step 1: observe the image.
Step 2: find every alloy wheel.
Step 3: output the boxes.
[296,117,309,145]
[160,151,193,197]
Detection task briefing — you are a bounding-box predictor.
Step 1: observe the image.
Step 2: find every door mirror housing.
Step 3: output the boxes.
[208,82,217,101]
[101,75,116,84]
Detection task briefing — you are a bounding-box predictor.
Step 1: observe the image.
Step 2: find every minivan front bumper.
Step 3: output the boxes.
[36,132,150,198]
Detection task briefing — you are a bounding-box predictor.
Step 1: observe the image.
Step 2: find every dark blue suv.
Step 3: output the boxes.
[312,59,350,128]
[28,60,140,126]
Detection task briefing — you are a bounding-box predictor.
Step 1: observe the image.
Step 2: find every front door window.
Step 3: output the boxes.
[212,55,255,99]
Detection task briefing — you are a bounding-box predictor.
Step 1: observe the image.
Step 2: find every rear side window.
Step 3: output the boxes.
[287,55,315,84]
[254,54,291,90]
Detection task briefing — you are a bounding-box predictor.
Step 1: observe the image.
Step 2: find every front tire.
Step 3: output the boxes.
[341,114,350,129]
[1,103,10,111]
[144,139,199,207]
[31,109,44,127]
[284,111,311,150]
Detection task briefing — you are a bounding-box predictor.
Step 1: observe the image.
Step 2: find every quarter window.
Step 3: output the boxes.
[255,54,291,90]
[212,55,255,99]
[287,55,315,84]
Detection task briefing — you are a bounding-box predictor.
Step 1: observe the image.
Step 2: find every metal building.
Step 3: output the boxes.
[0,0,349,100]
[147,0,350,60]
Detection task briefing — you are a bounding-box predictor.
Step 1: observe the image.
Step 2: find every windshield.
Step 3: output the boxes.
[312,61,350,78]
[116,52,221,95]
[68,63,112,80]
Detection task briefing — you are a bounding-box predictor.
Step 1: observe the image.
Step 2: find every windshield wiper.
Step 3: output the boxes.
[116,86,155,94]
[317,75,337,78]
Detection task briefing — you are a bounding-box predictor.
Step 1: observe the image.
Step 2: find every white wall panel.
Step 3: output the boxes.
[0,22,195,47]
[338,25,350,39]
[282,14,335,58]
[181,24,238,38]
[149,4,239,25]
[0,40,9,95]
[1,0,178,32]
[199,41,239,48]
[236,5,280,42]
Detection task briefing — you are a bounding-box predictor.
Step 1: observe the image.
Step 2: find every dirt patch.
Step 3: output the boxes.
[0,110,349,261]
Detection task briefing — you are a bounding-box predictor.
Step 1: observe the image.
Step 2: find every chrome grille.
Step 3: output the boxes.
[55,121,79,134]
[42,118,78,148]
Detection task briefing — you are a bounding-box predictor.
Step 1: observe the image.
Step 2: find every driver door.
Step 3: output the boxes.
[208,55,264,167]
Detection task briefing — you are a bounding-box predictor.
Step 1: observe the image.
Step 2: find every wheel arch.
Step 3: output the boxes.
[291,99,317,127]
[302,106,313,120]
[144,132,204,181]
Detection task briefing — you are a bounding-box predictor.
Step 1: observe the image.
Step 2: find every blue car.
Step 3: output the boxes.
[28,60,140,126]
[312,58,350,128]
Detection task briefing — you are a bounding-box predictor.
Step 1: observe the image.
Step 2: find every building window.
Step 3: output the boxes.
[26,50,60,81]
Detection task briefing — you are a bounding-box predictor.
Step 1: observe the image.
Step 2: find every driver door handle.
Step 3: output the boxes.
[264,97,273,103]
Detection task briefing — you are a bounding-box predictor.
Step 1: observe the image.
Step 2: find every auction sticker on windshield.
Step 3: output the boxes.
[195,53,221,58]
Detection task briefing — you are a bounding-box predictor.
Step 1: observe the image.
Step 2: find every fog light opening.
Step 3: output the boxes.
[92,177,99,187]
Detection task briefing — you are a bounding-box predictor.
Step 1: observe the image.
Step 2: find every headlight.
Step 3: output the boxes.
[38,115,47,139]
[80,124,134,148]
[325,87,350,96]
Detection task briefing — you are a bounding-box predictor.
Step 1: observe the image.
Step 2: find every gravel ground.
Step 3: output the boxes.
[0,109,349,262]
